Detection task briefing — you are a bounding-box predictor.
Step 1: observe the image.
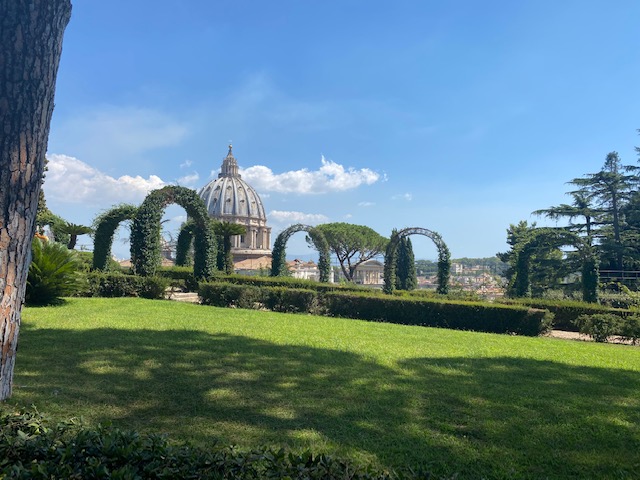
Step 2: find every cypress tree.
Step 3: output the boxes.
[395,236,417,290]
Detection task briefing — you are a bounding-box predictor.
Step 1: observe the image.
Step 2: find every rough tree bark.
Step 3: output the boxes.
[0,0,72,400]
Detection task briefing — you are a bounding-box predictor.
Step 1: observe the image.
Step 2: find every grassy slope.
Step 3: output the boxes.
[9,297,640,479]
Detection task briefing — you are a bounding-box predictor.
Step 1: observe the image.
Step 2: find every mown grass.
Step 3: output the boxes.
[8,297,640,478]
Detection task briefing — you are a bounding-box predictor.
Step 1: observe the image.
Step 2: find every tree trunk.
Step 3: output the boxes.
[0,0,71,400]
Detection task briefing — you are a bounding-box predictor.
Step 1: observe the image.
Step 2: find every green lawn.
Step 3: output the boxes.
[8,297,640,478]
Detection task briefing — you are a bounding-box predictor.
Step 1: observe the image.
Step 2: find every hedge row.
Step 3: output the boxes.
[199,283,319,314]
[497,297,634,331]
[156,266,201,291]
[199,282,552,336]
[0,409,410,480]
[218,273,367,293]
[323,292,551,336]
[83,272,169,299]
[154,267,375,294]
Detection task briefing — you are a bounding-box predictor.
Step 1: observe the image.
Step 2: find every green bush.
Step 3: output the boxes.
[323,292,551,336]
[74,250,122,273]
[0,409,407,480]
[397,288,481,302]
[199,282,262,309]
[262,287,319,314]
[26,239,84,306]
[86,272,168,299]
[219,273,365,293]
[619,315,640,345]
[573,314,622,342]
[156,266,200,291]
[497,297,633,331]
[199,282,551,336]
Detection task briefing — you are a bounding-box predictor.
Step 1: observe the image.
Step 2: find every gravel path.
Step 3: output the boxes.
[546,329,637,345]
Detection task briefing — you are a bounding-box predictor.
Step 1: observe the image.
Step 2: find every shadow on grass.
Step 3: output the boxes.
[11,325,640,479]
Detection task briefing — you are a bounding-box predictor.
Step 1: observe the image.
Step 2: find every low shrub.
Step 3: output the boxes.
[0,409,408,480]
[619,315,640,345]
[220,273,366,293]
[323,292,552,336]
[497,297,633,331]
[397,288,481,302]
[199,282,262,309]
[262,287,319,314]
[598,283,640,309]
[74,251,122,273]
[156,266,201,292]
[199,282,551,336]
[573,314,622,343]
[26,239,84,306]
[86,272,169,299]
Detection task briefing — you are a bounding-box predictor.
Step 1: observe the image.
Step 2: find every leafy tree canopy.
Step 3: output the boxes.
[312,222,387,282]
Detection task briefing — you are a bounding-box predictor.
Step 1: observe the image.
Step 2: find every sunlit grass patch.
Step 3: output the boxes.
[8,297,640,479]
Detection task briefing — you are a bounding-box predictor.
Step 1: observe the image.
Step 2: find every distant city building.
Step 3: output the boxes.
[198,145,272,266]
[288,259,321,281]
[333,259,384,285]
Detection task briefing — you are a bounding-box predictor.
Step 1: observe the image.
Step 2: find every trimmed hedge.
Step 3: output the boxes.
[497,297,634,331]
[85,272,169,299]
[323,291,551,336]
[156,266,200,292]
[0,409,409,480]
[200,282,551,336]
[262,286,319,314]
[199,282,262,309]
[199,283,319,314]
[217,273,366,293]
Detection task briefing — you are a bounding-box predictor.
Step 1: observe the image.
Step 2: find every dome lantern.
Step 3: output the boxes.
[219,144,240,178]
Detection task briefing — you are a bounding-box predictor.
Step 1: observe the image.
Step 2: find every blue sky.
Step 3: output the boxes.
[45,1,640,260]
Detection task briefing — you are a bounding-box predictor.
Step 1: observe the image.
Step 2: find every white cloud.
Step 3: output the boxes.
[240,156,380,194]
[45,153,166,205]
[269,210,329,225]
[358,201,376,207]
[344,214,353,219]
[52,105,190,162]
[176,172,199,186]
[180,160,193,169]
[392,193,413,201]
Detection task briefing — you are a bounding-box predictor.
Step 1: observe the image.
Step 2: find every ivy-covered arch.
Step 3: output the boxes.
[271,224,331,282]
[175,219,196,267]
[514,228,598,303]
[92,204,138,271]
[131,186,217,279]
[384,227,451,294]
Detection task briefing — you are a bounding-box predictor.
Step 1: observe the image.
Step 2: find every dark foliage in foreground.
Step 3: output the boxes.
[0,409,421,480]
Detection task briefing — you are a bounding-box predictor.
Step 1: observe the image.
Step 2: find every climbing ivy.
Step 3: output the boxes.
[514,228,598,303]
[384,227,450,295]
[131,186,217,279]
[175,220,196,267]
[92,204,138,271]
[270,224,331,282]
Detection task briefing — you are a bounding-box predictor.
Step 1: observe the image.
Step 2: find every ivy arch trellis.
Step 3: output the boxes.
[384,227,451,295]
[513,228,598,303]
[270,224,331,282]
[92,204,139,271]
[131,186,217,279]
[175,219,196,267]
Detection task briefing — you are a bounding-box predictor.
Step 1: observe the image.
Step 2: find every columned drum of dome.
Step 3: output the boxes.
[198,146,272,263]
